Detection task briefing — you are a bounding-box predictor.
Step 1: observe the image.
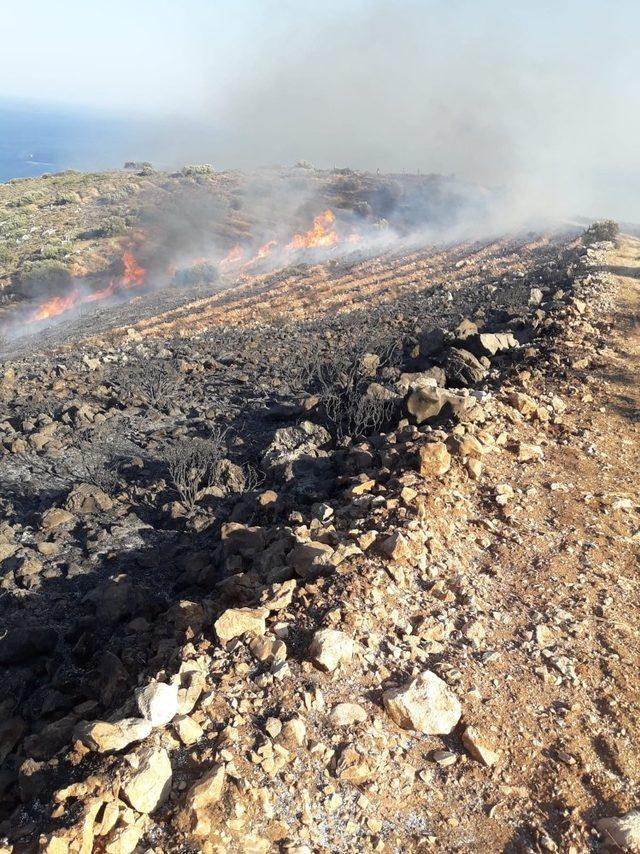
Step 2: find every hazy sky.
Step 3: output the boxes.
[2,0,639,218]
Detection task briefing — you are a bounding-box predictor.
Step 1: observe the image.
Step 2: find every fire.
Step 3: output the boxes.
[122,251,146,288]
[286,209,339,251]
[256,240,278,260]
[30,289,80,322]
[28,249,147,323]
[220,245,244,268]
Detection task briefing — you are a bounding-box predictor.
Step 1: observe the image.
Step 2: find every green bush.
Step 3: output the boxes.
[18,260,72,297]
[7,192,43,208]
[38,243,69,260]
[172,262,219,286]
[0,243,14,267]
[53,192,81,206]
[181,164,214,176]
[582,220,619,244]
[97,216,128,237]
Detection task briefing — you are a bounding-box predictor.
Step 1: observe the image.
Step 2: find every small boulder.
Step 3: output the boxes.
[122,746,172,814]
[179,764,226,837]
[74,718,152,753]
[309,629,354,672]
[214,607,268,642]
[65,483,113,514]
[461,725,500,766]
[407,386,445,424]
[596,809,640,850]
[418,442,451,477]
[330,703,368,726]
[136,681,179,727]
[383,670,461,734]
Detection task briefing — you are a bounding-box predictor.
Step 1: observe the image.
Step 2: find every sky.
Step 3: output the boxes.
[2,0,639,219]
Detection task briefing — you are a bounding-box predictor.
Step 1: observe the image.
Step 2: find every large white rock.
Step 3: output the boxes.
[122,746,172,814]
[214,607,268,642]
[596,809,640,850]
[309,629,354,672]
[383,670,461,734]
[136,681,179,727]
[74,717,152,753]
[330,703,368,726]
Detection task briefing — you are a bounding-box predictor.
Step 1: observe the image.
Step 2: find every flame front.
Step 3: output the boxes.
[28,250,147,323]
[122,251,146,288]
[30,289,81,322]
[217,210,358,276]
[220,245,244,269]
[286,210,339,251]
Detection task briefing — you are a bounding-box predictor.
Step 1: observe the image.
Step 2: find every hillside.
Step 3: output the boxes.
[0,169,638,852]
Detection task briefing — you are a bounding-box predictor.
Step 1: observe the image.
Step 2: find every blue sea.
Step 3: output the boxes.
[0,98,198,183]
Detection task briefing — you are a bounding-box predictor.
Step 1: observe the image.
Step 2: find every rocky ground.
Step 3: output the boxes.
[0,224,638,853]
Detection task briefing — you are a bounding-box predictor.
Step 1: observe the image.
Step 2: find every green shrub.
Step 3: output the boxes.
[181,164,214,176]
[172,262,219,286]
[18,260,72,297]
[7,192,43,208]
[97,216,128,237]
[53,192,81,206]
[0,243,14,267]
[582,220,619,244]
[38,242,69,260]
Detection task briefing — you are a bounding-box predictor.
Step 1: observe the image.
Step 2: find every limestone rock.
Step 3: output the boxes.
[596,809,640,850]
[287,541,335,578]
[309,629,354,672]
[180,764,226,837]
[74,718,152,753]
[330,703,368,726]
[173,715,204,746]
[443,347,487,386]
[214,607,268,642]
[65,482,113,514]
[383,670,461,734]
[136,681,179,727]
[335,746,373,784]
[40,507,75,531]
[122,746,172,814]
[418,442,451,477]
[407,387,444,424]
[461,725,500,766]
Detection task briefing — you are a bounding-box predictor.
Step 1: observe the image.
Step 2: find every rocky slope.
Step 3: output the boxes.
[0,229,639,853]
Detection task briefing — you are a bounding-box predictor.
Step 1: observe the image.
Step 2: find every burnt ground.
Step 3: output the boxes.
[0,228,638,853]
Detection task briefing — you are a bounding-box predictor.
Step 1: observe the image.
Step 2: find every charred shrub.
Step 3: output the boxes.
[164,427,229,512]
[582,220,619,244]
[114,360,179,410]
[295,332,399,439]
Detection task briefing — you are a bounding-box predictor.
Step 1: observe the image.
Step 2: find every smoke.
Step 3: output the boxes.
[198,0,638,222]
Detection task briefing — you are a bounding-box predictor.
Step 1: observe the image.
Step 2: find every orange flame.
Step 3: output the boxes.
[220,245,244,268]
[122,251,146,288]
[256,240,278,260]
[29,250,147,323]
[286,209,339,251]
[30,289,80,322]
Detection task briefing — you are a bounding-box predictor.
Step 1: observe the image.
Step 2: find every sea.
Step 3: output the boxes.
[0,98,182,182]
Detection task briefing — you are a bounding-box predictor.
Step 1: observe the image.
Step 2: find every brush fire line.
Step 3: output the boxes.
[26,210,361,325]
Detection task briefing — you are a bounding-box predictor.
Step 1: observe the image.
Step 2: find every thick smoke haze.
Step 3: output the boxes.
[2,0,639,220]
[207,1,639,221]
